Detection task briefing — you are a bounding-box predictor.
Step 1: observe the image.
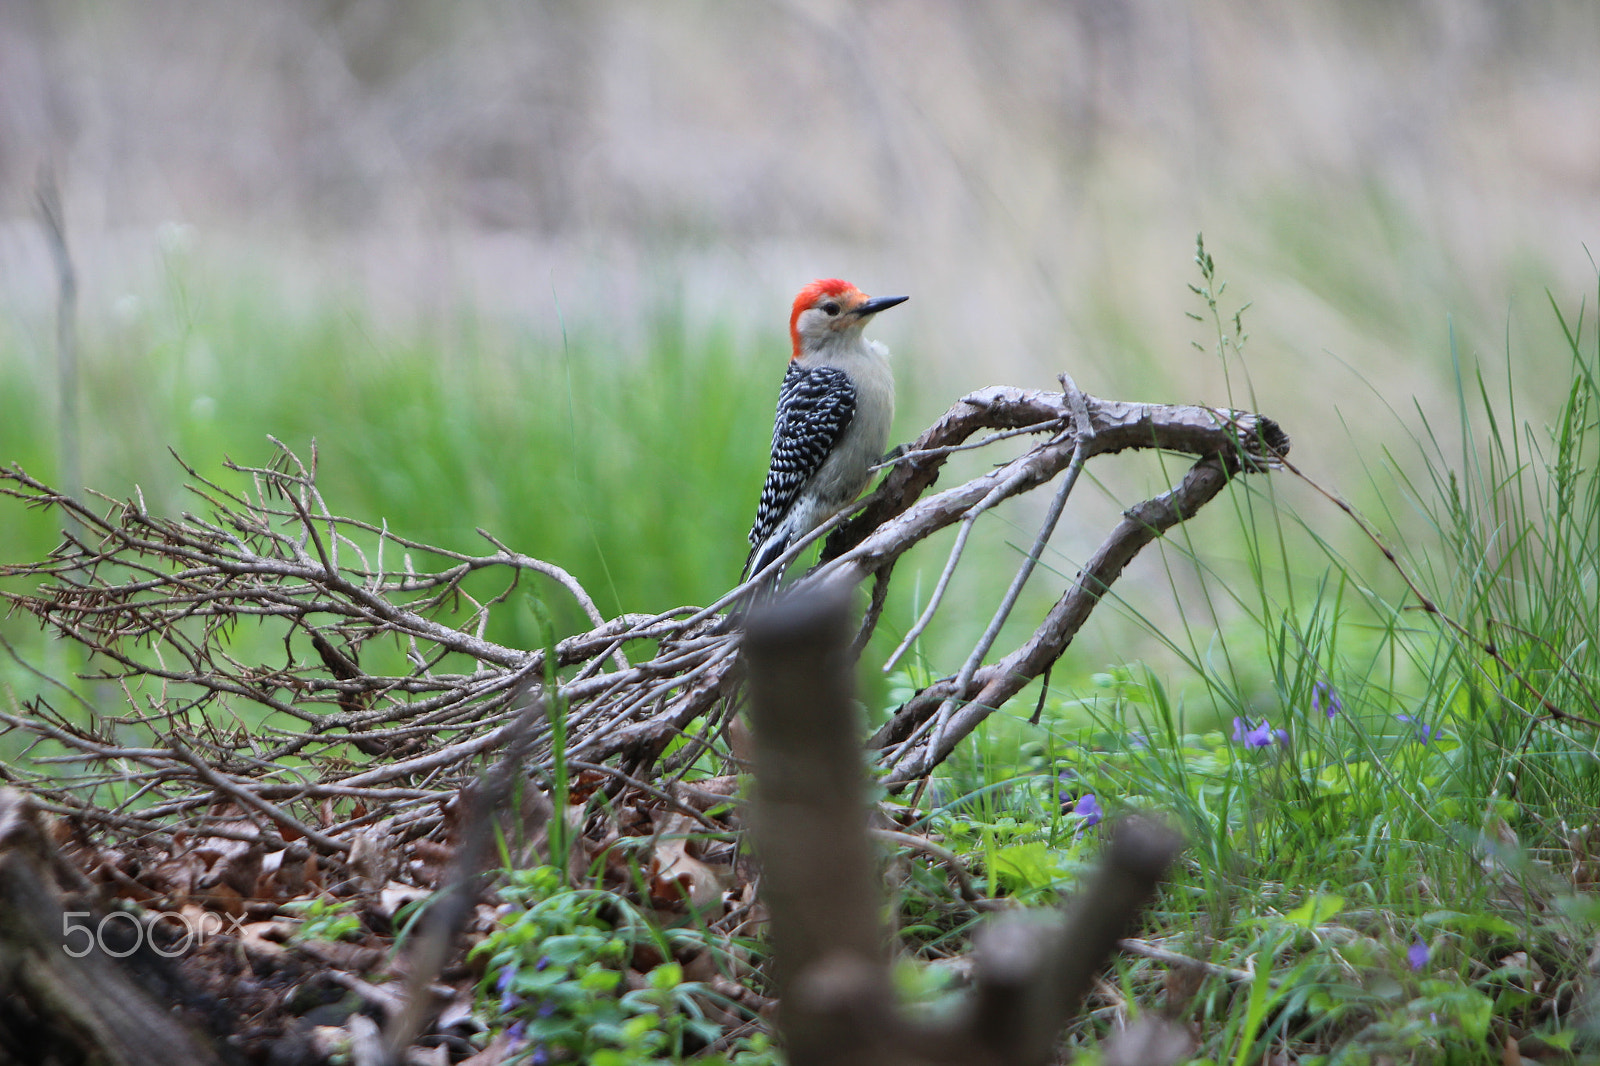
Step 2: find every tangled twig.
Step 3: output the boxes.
[1,382,1287,846]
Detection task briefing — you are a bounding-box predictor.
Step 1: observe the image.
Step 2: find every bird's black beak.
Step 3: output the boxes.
[855,294,909,317]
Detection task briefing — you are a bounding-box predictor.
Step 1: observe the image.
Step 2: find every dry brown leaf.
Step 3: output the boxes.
[408,837,455,887]
[408,1045,451,1066]
[303,852,325,893]
[308,940,390,979]
[1163,958,1207,1014]
[435,995,486,1041]
[455,1031,516,1066]
[569,768,610,804]
[236,919,293,958]
[307,1024,353,1061]
[348,827,399,888]
[198,879,248,917]
[141,850,199,900]
[258,847,312,899]
[192,826,266,905]
[647,813,731,911]
[378,880,431,922]
[682,949,721,983]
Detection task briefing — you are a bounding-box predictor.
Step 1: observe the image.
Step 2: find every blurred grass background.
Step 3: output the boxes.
[2,0,1597,712]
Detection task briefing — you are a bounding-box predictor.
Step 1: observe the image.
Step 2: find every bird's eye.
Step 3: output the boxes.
[821,301,841,316]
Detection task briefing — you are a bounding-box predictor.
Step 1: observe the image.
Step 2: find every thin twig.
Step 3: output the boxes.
[1118,937,1257,985]
[882,437,1071,672]
[166,740,348,855]
[566,760,726,833]
[870,827,987,905]
[922,377,1095,770]
[925,434,1090,771]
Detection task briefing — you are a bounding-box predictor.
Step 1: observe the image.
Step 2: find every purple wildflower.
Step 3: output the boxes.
[1396,715,1436,744]
[1313,681,1342,720]
[1408,936,1429,971]
[1073,793,1103,828]
[504,1019,526,1050]
[1233,717,1286,748]
[1057,770,1077,808]
[497,963,518,1013]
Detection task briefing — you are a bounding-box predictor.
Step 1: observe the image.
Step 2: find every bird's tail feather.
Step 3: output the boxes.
[742,532,790,589]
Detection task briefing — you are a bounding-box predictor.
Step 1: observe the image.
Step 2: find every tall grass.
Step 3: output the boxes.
[926,266,1600,1062]
[1,262,789,652]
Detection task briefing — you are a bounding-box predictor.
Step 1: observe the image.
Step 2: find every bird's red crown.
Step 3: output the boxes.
[789,278,861,359]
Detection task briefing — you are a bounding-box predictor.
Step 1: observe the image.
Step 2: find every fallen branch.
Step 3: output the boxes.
[0,789,228,1065]
[1,381,1286,846]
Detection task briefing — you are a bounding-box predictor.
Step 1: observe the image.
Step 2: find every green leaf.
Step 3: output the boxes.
[1420,909,1520,937]
[1555,893,1600,924]
[1283,893,1345,928]
[580,967,624,993]
[990,842,1067,892]
[1230,946,1276,1066]
[647,961,684,991]
[1414,980,1494,1041]
[540,933,603,966]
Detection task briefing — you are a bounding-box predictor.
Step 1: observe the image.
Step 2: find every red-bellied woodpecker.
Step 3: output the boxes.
[743,278,908,583]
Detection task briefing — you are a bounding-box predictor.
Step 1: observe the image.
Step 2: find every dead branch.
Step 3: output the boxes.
[741,591,897,1066]
[808,385,1287,780]
[1,380,1285,848]
[740,591,1185,1066]
[871,455,1246,781]
[0,789,227,1065]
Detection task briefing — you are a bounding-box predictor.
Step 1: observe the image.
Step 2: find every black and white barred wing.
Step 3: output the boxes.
[743,363,857,578]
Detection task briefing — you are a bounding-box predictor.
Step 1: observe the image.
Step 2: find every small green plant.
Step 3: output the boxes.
[910,252,1600,1063]
[472,865,772,1065]
[282,897,363,943]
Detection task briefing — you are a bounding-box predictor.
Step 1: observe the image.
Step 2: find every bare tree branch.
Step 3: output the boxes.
[1,381,1286,843]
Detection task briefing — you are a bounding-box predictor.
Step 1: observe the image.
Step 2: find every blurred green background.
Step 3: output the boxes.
[2,0,1597,706]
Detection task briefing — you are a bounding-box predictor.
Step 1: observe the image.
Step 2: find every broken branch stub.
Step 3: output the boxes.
[740,591,904,1066]
[741,592,1186,1066]
[957,818,1184,1066]
[0,789,228,1066]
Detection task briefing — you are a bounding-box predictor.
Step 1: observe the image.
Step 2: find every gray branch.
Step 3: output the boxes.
[0,381,1286,845]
